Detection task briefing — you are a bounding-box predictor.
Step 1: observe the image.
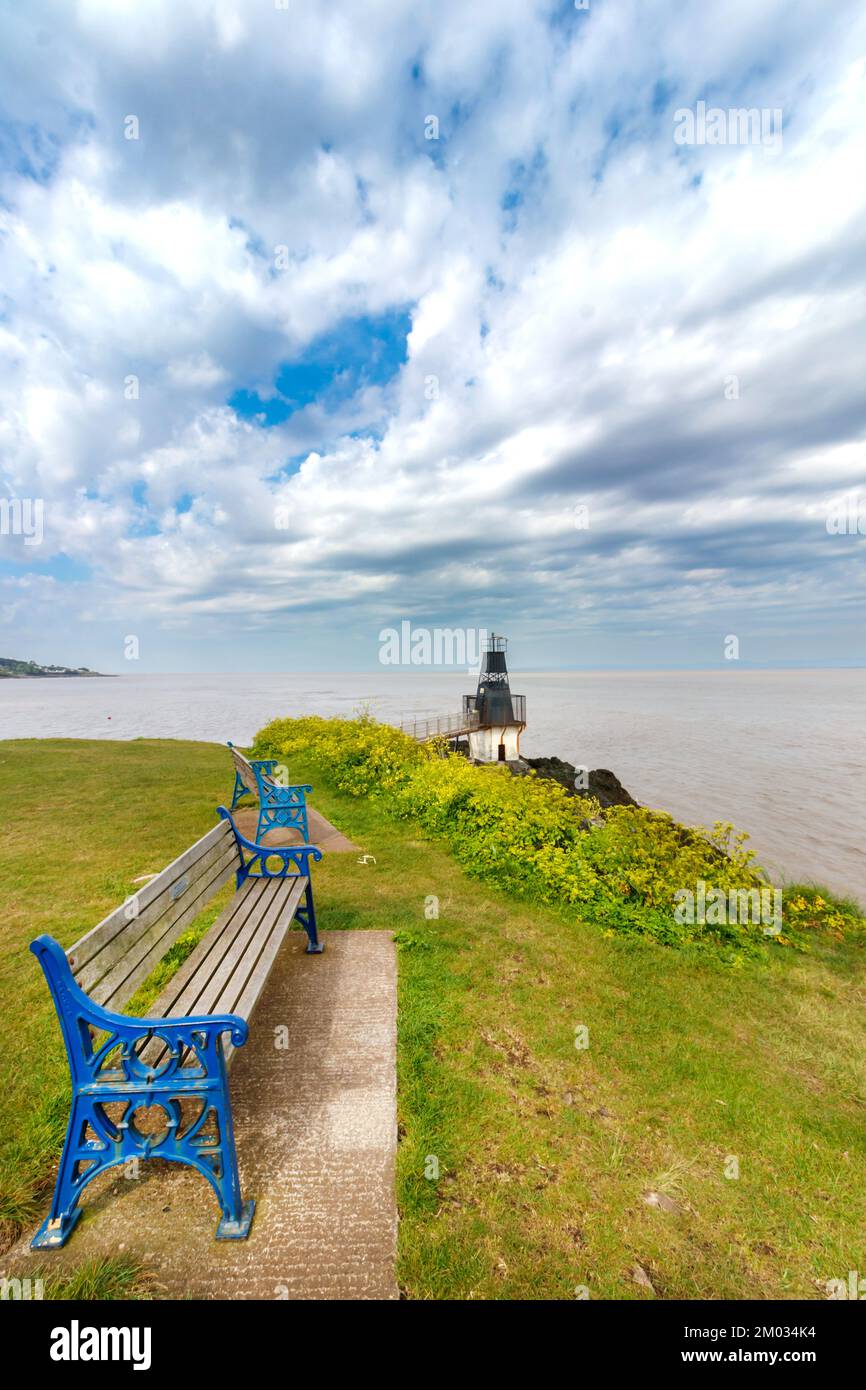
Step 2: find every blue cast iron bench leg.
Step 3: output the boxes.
[29,938,254,1249]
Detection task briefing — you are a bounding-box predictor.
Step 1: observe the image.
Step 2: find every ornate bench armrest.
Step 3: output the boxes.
[30,936,249,1086]
[131,1010,249,1049]
[217,805,322,882]
[244,843,322,877]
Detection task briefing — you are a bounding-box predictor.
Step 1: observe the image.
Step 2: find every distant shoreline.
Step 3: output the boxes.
[0,672,115,679]
[0,657,114,679]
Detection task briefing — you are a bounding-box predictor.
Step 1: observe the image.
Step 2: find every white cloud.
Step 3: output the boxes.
[0,0,864,669]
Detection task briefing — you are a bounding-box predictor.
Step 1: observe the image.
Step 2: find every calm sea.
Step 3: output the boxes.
[1,669,863,904]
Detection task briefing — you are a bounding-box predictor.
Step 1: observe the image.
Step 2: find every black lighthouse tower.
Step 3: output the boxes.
[462,633,526,762]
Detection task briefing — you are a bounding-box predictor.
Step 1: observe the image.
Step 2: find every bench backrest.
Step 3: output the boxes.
[230,745,269,797]
[66,820,238,1013]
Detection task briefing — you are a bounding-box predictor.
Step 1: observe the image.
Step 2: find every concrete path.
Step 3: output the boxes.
[234,804,359,853]
[11,931,398,1300]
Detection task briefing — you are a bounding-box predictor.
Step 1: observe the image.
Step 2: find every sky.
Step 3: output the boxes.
[0,0,864,674]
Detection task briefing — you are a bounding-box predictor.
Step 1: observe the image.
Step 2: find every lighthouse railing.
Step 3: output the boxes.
[461,694,526,725]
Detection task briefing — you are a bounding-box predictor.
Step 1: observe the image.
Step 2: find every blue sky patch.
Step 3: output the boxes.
[501,149,547,230]
[230,307,413,427]
[0,552,91,582]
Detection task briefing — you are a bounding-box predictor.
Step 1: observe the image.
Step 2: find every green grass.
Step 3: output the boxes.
[5,1257,159,1301]
[1,738,865,1299]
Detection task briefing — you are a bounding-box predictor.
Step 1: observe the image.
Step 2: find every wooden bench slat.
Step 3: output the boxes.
[232,745,282,793]
[139,881,269,1070]
[77,839,237,997]
[231,748,261,797]
[143,877,304,1071]
[211,879,304,1018]
[149,878,268,1021]
[221,885,306,1066]
[180,878,299,1021]
[69,821,233,973]
[173,882,282,1020]
[219,878,308,1061]
[90,845,240,1011]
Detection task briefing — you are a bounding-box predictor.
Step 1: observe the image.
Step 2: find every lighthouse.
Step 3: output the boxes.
[462,633,526,763]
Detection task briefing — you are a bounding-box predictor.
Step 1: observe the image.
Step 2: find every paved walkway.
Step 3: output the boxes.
[234,804,359,853]
[11,931,398,1300]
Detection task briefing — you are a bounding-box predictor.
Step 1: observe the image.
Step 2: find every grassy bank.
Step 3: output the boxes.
[1,738,865,1298]
[254,715,863,952]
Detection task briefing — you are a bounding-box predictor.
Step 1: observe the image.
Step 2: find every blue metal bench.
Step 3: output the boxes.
[29,805,323,1252]
[227,741,311,844]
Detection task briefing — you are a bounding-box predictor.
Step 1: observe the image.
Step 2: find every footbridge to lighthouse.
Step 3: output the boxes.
[399,708,480,742]
[399,694,527,744]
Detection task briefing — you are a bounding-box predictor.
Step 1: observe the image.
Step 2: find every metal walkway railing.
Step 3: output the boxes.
[399,697,526,742]
[398,710,481,742]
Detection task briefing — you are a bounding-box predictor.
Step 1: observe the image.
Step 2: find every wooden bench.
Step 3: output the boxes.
[227,741,311,844]
[29,804,324,1251]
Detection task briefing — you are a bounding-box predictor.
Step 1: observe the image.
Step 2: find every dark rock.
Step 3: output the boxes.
[520,756,638,809]
[584,767,638,809]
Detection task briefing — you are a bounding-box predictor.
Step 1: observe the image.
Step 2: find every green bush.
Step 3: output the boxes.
[253,715,864,954]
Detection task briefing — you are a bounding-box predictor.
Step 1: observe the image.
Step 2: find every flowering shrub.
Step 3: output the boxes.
[253,715,865,953]
[255,713,419,797]
[784,889,863,939]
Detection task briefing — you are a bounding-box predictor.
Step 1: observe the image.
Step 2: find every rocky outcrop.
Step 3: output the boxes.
[518,756,638,809]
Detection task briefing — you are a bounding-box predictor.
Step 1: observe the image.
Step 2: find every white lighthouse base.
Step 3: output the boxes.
[468,725,522,763]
